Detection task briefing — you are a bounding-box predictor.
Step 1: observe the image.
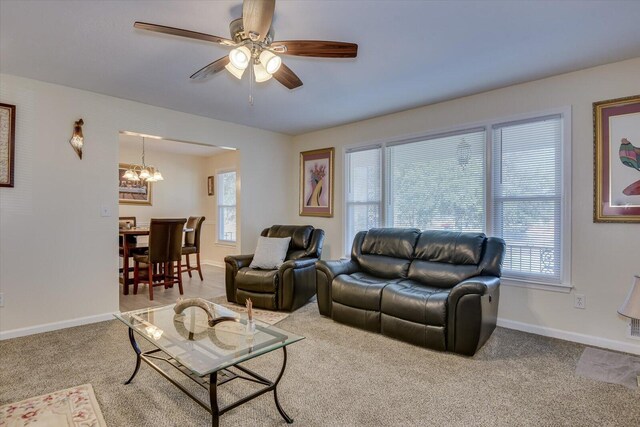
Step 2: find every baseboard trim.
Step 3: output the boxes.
[0,312,116,341]
[201,260,225,268]
[497,318,640,355]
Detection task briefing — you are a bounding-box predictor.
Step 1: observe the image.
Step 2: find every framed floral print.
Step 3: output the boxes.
[300,147,334,217]
[594,95,640,222]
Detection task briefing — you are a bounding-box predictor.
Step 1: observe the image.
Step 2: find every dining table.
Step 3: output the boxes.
[119,226,193,295]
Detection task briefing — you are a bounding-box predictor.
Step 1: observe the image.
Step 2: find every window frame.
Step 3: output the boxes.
[216,169,237,245]
[343,107,572,291]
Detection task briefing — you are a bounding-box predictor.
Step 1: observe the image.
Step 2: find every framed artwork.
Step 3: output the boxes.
[208,176,215,196]
[118,163,152,205]
[594,94,640,222]
[300,147,334,217]
[0,103,16,187]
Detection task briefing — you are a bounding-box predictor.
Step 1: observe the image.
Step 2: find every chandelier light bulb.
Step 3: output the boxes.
[153,170,164,181]
[229,46,251,70]
[259,50,282,74]
[139,168,151,180]
[253,62,273,82]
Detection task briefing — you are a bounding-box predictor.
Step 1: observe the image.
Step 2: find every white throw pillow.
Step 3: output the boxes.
[249,236,291,269]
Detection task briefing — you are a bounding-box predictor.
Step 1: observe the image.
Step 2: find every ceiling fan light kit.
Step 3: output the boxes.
[133,0,358,91]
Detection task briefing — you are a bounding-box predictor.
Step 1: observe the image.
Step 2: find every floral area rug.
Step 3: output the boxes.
[0,384,106,427]
[211,296,290,325]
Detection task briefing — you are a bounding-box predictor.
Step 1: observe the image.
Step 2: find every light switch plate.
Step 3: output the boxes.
[100,206,111,217]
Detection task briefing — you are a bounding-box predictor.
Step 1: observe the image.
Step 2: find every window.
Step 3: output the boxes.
[345,110,570,287]
[217,170,236,243]
[491,115,564,284]
[345,147,382,248]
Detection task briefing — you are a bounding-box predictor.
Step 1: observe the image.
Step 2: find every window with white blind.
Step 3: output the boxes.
[344,109,570,287]
[345,147,382,250]
[217,170,236,243]
[491,115,564,284]
[388,130,485,232]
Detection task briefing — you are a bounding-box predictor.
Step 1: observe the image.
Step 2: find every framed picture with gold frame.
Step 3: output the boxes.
[118,163,152,205]
[0,103,16,188]
[594,94,640,222]
[299,147,334,217]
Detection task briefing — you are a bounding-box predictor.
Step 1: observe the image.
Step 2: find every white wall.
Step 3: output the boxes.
[0,74,291,336]
[118,146,206,224]
[289,57,640,353]
[200,150,241,266]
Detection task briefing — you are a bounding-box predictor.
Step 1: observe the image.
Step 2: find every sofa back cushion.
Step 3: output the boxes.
[408,231,486,288]
[355,228,419,279]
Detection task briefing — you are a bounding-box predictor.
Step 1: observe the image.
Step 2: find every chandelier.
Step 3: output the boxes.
[123,137,164,182]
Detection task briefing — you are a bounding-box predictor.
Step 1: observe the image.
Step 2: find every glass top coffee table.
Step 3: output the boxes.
[115,300,304,427]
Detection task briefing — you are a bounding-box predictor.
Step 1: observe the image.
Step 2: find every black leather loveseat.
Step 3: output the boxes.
[225,225,324,312]
[316,228,505,356]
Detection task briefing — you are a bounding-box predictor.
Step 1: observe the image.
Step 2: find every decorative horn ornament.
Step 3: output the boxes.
[173,298,239,327]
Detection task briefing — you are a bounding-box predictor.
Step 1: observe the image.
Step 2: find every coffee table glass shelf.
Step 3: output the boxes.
[115,300,303,427]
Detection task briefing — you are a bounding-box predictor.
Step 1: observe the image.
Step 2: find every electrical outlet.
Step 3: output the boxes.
[0,292,4,307]
[574,293,585,309]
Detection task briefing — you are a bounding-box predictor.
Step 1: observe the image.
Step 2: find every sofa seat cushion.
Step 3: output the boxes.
[236,267,279,293]
[332,272,397,311]
[381,280,449,326]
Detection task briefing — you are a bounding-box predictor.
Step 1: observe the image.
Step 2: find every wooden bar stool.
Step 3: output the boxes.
[133,218,187,300]
[182,216,205,280]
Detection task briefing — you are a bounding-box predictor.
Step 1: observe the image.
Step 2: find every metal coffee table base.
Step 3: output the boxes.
[124,328,294,427]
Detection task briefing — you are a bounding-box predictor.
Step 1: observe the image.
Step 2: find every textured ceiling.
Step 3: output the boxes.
[2,0,640,135]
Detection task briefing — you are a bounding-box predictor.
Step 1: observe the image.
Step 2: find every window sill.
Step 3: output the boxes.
[215,241,237,247]
[501,277,572,293]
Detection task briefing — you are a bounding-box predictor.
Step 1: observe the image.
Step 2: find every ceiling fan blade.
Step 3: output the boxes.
[273,63,303,90]
[242,0,275,41]
[134,22,235,46]
[190,56,230,80]
[270,40,358,58]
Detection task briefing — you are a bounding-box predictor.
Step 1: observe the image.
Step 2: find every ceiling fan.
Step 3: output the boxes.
[134,0,358,90]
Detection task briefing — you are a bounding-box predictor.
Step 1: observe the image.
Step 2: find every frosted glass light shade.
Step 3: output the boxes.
[139,168,151,180]
[618,275,640,319]
[253,62,272,82]
[153,170,164,181]
[229,46,251,70]
[123,169,135,180]
[259,50,281,74]
[225,63,245,79]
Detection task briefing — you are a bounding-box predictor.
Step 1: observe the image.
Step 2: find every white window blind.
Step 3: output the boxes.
[388,130,485,232]
[217,170,237,243]
[491,115,563,283]
[345,147,382,253]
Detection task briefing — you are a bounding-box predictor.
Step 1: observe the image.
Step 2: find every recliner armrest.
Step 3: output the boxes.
[279,258,318,273]
[316,259,359,283]
[224,254,254,269]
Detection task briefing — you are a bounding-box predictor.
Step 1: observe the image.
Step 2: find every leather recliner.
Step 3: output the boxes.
[316,228,505,356]
[225,225,325,312]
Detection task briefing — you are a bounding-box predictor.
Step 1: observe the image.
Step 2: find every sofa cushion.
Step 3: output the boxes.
[332,272,396,311]
[361,228,420,259]
[381,281,449,326]
[408,260,480,289]
[236,267,279,293]
[414,230,486,265]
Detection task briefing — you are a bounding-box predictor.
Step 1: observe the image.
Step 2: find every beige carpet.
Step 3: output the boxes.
[0,384,106,427]
[1,301,639,426]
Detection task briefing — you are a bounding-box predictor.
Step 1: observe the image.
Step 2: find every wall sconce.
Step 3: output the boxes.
[69,118,84,159]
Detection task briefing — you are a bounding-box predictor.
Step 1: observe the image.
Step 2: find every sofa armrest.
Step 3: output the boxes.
[316,259,359,317]
[447,276,501,356]
[224,254,254,269]
[316,259,359,283]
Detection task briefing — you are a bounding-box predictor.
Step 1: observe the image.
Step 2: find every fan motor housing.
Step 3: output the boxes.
[229,18,274,45]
